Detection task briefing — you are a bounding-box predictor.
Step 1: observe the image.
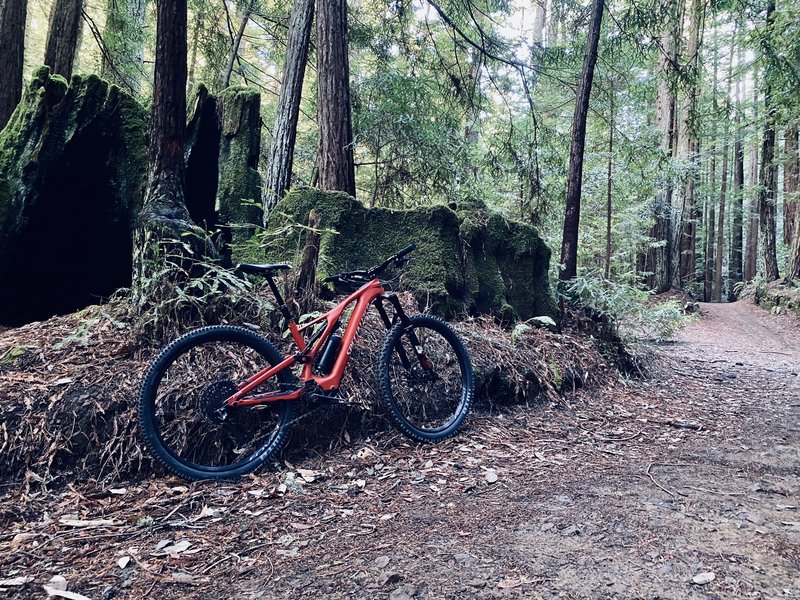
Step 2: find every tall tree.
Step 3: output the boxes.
[728,45,745,300]
[757,0,779,281]
[44,0,84,80]
[784,122,799,246]
[101,0,146,94]
[0,0,28,130]
[263,0,314,213]
[221,0,255,89]
[132,0,210,303]
[317,0,356,197]
[743,68,759,282]
[713,37,735,302]
[559,0,604,281]
[643,0,680,291]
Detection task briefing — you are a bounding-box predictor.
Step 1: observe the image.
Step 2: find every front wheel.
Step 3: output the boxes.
[377,315,474,442]
[138,326,295,481]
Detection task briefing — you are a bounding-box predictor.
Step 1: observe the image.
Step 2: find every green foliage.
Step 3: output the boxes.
[562,271,692,341]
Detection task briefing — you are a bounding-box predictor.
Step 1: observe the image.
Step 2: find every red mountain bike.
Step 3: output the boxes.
[138,244,474,481]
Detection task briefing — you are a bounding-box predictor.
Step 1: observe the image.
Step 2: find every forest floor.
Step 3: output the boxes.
[1,299,799,599]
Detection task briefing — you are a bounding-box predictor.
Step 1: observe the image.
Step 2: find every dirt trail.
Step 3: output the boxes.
[1,300,799,599]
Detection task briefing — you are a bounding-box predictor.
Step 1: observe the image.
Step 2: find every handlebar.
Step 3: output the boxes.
[322,243,417,285]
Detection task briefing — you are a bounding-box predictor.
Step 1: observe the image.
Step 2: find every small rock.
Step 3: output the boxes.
[561,524,581,536]
[47,576,67,591]
[692,572,715,585]
[466,579,487,588]
[745,514,765,526]
[485,470,498,484]
[389,584,417,600]
[375,556,391,568]
[540,522,555,532]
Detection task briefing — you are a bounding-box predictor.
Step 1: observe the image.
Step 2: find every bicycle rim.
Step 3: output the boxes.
[141,328,293,478]
[381,317,473,440]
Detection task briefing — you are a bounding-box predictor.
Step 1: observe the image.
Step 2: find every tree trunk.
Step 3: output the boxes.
[605,93,614,280]
[132,0,212,306]
[676,0,702,287]
[714,121,728,303]
[790,198,800,280]
[643,0,679,292]
[101,0,146,95]
[784,122,798,247]
[558,0,604,282]
[0,0,28,130]
[532,0,546,47]
[728,50,744,301]
[744,69,759,282]
[221,1,253,89]
[263,0,314,214]
[317,0,356,197]
[757,0,779,282]
[44,0,84,80]
[704,169,716,302]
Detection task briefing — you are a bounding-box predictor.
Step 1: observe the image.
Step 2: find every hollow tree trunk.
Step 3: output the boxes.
[132,0,212,306]
[558,0,604,282]
[263,0,314,214]
[0,0,28,130]
[317,0,356,197]
[44,0,84,80]
[101,0,146,95]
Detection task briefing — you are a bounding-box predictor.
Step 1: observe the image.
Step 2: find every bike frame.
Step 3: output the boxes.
[225,277,407,408]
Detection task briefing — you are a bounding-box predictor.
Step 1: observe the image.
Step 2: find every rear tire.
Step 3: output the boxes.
[138,326,295,481]
[377,315,473,442]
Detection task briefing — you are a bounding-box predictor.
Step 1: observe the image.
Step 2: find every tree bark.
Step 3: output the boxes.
[605,93,614,280]
[221,1,254,89]
[728,49,744,301]
[757,0,779,282]
[784,122,798,247]
[317,0,356,197]
[263,0,314,214]
[675,0,702,287]
[0,0,28,130]
[744,68,759,282]
[101,0,146,95]
[132,0,212,305]
[714,119,728,302]
[643,0,679,292]
[44,0,84,81]
[558,0,603,282]
[532,0,546,47]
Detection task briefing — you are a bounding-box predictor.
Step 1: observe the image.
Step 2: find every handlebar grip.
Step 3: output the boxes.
[396,243,417,258]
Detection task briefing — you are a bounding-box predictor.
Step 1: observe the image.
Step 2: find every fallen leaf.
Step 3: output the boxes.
[692,572,715,585]
[109,488,127,495]
[375,556,391,568]
[59,517,121,528]
[10,533,35,550]
[296,468,321,483]
[290,522,315,530]
[117,556,131,569]
[152,540,192,556]
[43,587,92,600]
[0,576,33,587]
[170,572,195,584]
[276,547,299,558]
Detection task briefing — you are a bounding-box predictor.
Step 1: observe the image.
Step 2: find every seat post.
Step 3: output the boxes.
[265,274,293,322]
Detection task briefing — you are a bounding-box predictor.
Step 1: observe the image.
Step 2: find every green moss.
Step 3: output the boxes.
[216,86,262,262]
[262,189,557,320]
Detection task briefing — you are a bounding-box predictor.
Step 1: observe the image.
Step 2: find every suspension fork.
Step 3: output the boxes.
[373,294,432,370]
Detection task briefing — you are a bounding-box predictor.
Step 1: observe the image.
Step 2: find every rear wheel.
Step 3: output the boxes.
[138,326,295,481]
[377,315,474,442]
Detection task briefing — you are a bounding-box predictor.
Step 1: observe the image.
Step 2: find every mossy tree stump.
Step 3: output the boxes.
[0,67,147,324]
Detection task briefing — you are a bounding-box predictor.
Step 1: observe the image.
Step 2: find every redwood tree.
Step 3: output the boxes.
[559,0,604,281]
[316,0,356,197]
[263,0,314,213]
[0,0,27,129]
[44,0,84,80]
[132,0,210,304]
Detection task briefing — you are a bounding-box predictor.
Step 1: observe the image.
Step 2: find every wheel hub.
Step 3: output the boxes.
[201,380,237,424]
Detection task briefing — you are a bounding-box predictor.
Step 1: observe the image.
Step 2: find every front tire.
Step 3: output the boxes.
[377,315,474,442]
[138,326,295,481]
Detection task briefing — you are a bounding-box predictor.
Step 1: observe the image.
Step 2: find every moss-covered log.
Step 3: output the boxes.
[0,67,147,325]
[261,189,557,320]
